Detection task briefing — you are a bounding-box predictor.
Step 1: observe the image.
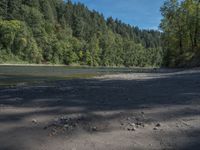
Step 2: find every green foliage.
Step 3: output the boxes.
[160,0,200,67]
[0,20,21,50]
[0,0,163,66]
[0,20,42,63]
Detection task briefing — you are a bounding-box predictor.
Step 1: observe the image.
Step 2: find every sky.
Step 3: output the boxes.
[71,0,164,30]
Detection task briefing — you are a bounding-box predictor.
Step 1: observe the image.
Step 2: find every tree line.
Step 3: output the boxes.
[0,0,163,67]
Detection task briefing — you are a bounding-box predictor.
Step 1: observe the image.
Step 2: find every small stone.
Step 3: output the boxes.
[51,128,57,135]
[92,126,97,131]
[156,123,161,127]
[153,127,158,130]
[130,123,135,126]
[32,119,37,124]
[127,126,136,131]
[136,122,142,126]
[131,127,136,131]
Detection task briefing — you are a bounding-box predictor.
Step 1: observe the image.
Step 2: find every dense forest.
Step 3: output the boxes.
[0,0,199,67]
[160,0,200,67]
[0,0,163,67]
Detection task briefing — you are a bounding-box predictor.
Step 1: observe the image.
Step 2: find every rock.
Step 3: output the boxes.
[135,122,145,128]
[51,128,57,135]
[127,127,135,131]
[156,123,161,127]
[136,122,142,126]
[153,127,158,130]
[92,126,97,131]
[132,127,136,131]
[32,119,37,124]
[130,123,135,126]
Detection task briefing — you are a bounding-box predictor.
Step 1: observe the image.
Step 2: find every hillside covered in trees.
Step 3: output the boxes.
[0,0,163,67]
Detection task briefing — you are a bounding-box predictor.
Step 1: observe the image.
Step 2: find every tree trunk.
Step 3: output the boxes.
[194,0,200,48]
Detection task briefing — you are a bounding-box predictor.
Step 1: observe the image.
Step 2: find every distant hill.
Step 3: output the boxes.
[0,0,163,66]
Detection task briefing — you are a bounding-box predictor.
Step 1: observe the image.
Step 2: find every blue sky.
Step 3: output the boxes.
[71,0,164,30]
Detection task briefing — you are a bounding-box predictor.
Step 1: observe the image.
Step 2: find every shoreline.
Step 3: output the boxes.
[0,63,67,67]
[0,63,160,69]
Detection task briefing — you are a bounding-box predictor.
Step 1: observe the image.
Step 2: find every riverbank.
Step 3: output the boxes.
[1,69,200,149]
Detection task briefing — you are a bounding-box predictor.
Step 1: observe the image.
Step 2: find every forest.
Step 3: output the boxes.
[0,0,199,67]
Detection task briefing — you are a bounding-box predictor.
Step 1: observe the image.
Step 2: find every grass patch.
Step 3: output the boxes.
[0,65,159,88]
[0,72,101,88]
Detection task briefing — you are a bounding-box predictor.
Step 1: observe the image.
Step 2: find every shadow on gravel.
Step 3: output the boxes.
[1,70,200,107]
[1,70,200,149]
[157,128,200,150]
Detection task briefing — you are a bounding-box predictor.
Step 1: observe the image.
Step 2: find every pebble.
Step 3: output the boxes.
[153,127,158,130]
[92,126,97,131]
[136,122,142,126]
[130,123,135,126]
[127,127,136,131]
[156,123,161,127]
[32,119,37,124]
